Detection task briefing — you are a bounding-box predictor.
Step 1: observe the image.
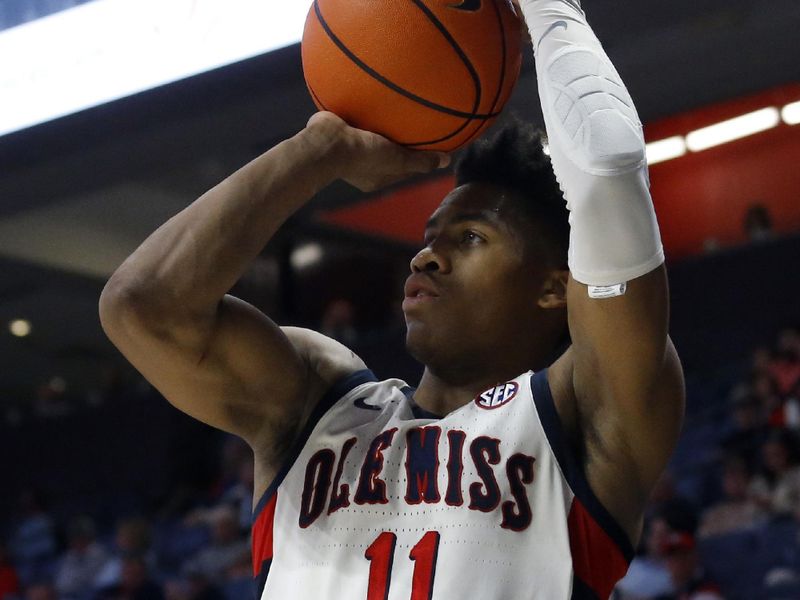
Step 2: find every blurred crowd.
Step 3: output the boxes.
[2,325,799,600]
[1,436,255,600]
[615,326,800,600]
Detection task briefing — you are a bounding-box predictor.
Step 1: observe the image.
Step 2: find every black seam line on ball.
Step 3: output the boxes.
[313,0,500,121]
[406,0,481,146]
[402,0,510,148]
[307,81,329,111]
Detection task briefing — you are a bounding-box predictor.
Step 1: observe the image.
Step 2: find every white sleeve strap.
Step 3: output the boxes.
[519,0,665,289]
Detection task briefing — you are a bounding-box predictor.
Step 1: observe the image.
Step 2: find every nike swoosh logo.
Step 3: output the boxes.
[354,397,381,411]
[537,20,568,50]
[450,0,481,12]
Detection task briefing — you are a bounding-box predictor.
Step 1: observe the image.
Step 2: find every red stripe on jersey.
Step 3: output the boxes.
[568,497,630,599]
[252,493,277,575]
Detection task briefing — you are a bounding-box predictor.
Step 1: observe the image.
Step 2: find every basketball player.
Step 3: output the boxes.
[100,1,684,598]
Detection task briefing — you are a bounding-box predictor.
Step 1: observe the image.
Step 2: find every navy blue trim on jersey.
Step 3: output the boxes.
[402,386,444,420]
[530,370,635,562]
[254,559,271,600]
[251,369,379,521]
[571,575,600,600]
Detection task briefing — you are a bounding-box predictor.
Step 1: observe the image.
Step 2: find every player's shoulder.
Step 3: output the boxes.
[281,327,368,388]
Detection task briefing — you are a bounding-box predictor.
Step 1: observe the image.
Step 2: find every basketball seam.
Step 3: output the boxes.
[403,0,481,148]
[312,0,501,123]
[417,0,510,149]
[307,82,329,112]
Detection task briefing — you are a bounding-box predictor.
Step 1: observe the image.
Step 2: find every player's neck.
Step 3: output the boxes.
[413,367,525,417]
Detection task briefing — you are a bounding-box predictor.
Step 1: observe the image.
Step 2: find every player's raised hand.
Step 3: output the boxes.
[305,112,450,193]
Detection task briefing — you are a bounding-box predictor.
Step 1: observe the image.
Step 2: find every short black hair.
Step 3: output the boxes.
[454,119,570,268]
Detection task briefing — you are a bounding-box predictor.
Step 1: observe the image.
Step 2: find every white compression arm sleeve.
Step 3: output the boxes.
[519,0,664,288]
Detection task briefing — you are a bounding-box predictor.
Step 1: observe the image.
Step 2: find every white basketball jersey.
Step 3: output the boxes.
[252,369,633,600]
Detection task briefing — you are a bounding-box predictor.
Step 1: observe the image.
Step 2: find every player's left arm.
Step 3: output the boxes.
[519,0,685,511]
[566,269,685,496]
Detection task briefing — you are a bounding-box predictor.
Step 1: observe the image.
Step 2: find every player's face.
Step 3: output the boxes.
[403,182,557,377]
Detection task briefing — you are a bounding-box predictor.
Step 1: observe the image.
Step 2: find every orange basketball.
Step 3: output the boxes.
[301,0,523,152]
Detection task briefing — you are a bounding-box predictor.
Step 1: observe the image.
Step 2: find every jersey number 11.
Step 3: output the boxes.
[365,531,441,600]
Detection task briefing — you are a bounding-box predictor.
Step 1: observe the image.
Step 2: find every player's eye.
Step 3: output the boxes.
[461,230,484,245]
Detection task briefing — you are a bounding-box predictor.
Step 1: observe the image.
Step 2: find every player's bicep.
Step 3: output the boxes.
[101,292,313,445]
[568,265,672,406]
[192,296,317,434]
[569,265,684,476]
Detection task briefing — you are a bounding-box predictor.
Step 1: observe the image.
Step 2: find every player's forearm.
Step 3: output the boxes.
[520,0,663,289]
[103,124,341,315]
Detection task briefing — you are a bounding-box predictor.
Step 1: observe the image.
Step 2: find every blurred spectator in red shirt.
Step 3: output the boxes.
[657,532,723,600]
[0,541,20,599]
[769,328,800,399]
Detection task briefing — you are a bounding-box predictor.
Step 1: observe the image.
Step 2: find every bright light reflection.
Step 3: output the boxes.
[9,319,32,337]
[0,0,311,137]
[646,136,686,165]
[686,107,781,152]
[782,101,800,126]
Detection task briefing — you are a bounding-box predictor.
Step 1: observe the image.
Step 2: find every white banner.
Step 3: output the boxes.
[0,0,311,137]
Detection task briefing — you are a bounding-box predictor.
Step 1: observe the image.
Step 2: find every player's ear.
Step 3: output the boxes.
[537,268,569,309]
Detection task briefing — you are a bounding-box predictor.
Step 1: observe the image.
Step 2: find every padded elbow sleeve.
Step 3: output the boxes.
[520,0,664,288]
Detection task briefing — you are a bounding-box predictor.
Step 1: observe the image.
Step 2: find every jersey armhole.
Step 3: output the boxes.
[530,369,636,563]
[252,368,378,520]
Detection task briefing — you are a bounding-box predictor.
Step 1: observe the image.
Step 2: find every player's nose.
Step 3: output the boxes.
[410,244,450,273]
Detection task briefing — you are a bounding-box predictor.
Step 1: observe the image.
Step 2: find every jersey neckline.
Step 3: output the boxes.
[401,385,445,420]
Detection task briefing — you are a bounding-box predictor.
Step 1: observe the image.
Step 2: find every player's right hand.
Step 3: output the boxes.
[305,111,450,193]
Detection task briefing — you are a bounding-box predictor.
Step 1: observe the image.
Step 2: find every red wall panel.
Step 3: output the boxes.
[646,84,800,257]
[321,85,800,260]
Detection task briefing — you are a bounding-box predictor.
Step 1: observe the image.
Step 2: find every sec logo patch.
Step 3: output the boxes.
[475,382,519,410]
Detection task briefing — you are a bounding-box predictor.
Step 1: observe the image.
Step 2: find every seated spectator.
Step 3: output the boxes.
[165,568,225,600]
[721,386,768,467]
[54,516,109,599]
[184,568,224,600]
[769,328,800,400]
[743,203,774,243]
[698,456,765,538]
[0,541,20,599]
[180,507,248,586]
[9,489,57,584]
[656,532,723,600]
[751,346,774,379]
[320,298,359,347]
[751,373,785,428]
[94,518,156,591]
[749,428,800,519]
[94,555,163,600]
[615,500,697,599]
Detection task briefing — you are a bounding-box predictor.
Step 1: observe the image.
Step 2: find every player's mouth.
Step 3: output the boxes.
[402,275,440,312]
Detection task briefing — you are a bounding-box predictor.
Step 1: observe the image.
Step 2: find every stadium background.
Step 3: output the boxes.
[1,0,800,598]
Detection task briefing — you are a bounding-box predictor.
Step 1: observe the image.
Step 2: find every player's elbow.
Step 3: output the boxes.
[99,276,174,350]
[582,110,646,174]
[99,277,140,341]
